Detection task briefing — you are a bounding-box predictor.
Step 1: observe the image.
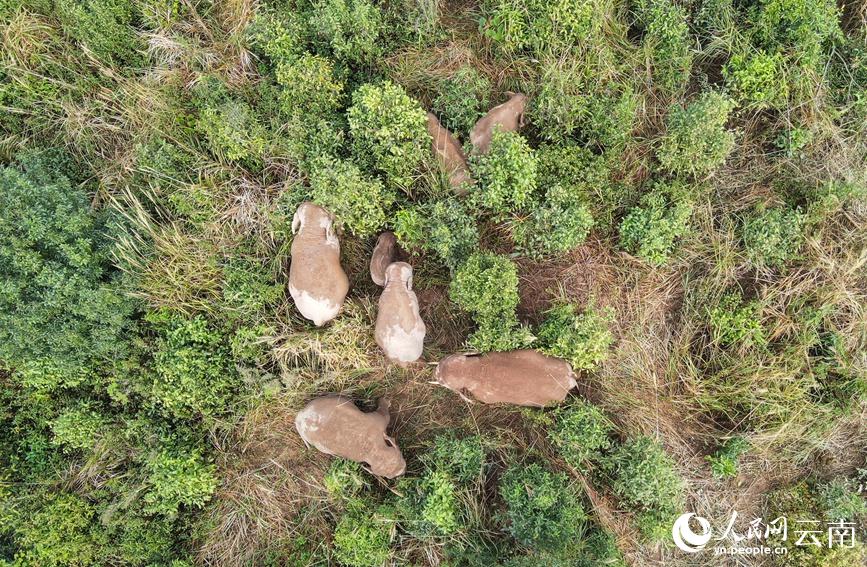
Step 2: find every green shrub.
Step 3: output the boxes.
[723,50,790,109]
[432,66,491,135]
[107,513,178,565]
[420,434,487,484]
[537,303,614,371]
[50,404,108,452]
[324,458,370,500]
[750,0,841,69]
[332,503,394,567]
[197,98,268,167]
[450,253,533,351]
[275,54,344,119]
[347,82,428,190]
[708,292,766,347]
[143,447,219,518]
[603,436,684,540]
[499,463,586,550]
[11,492,105,566]
[470,129,538,214]
[393,199,480,270]
[309,156,394,237]
[634,0,693,92]
[55,0,143,68]
[619,183,693,266]
[0,155,134,384]
[149,312,239,419]
[547,401,613,471]
[817,478,867,522]
[399,470,461,536]
[705,436,749,478]
[657,91,736,177]
[511,183,594,258]
[307,0,383,66]
[481,0,601,56]
[221,255,283,318]
[774,125,813,157]
[740,204,804,267]
[247,9,305,65]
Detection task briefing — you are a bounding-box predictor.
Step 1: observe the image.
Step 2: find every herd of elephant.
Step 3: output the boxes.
[292,93,580,478]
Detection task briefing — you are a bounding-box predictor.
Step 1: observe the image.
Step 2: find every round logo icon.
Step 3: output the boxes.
[672,513,712,553]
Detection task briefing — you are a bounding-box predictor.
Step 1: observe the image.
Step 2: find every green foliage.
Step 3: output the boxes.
[511,183,594,258]
[705,437,749,478]
[309,156,394,237]
[619,183,693,266]
[332,503,394,567]
[221,256,283,319]
[420,434,487,484]
[324,458,370,500]
[499,463,586,550]
[149,312,239,419]
[450,253,533,351]
[402,469,461,535]
[481,0,602,56]
[537,302,614,371]
[708,292,766,347]
[50,404,108,452]
[308,0,383,66]
[470,129,538,214]
[432,66,491,135]
[347,81,428,190]
[741,204,804,267]
[143,447,219,518]
[603,436,685,540]
[817,478,867,522]
[247,10,305,65]
[634,0,693,92]
[10,492,105,566]
[55,0,143,68]
[196,96,268,167]
[750,0,841,69]
[774,125,812,157]
[275,54,344,119]
[393,199,479,270]
[547,400,613,471]
[724,50,790,109]
[0,155,133,383]
[657,91,736,177]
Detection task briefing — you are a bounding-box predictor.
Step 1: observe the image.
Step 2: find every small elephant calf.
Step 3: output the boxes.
[434,349,577,407]
[289,202,349,326]
[375,262,426,364]
[295,396,406,478]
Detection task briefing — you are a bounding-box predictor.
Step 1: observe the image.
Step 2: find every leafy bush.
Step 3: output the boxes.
[633,0,693,92]
[450,253,533,351]
[149,312,239,419]
[603,436,684,540]
[347,82,428,190]
[749,0,841,69]
[619,183,693,266]
[275,54,344,119]
[55,0,143,68]
[307,0,383,66]
[547,401,613,470]
[393,199,479,270]
[817,478,867,522]
[705,437,749,478]
[470,129,538,214]
[247,9,305,65]
[324,458,370,501]
[432,66,491,135]
[724,50,789,109]
[708,292,766,347]
[420,434,487,484]
[740,204,804,267]
[50,404,108,452]
[143,447,219,518]
[0,155,133,384]
[537,303,614,371]
[221,256,283,319]
[657,91,736,177]
[197,97,268,167]
[499,463,586,550]
[332,503,394,567]
[399,470,461,536]
[11,492,105,566]
[511,183,594,258]
[309,156,394,237]
[481,0,602,56]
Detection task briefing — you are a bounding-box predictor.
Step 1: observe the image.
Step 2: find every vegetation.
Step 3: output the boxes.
[1,0,865,563]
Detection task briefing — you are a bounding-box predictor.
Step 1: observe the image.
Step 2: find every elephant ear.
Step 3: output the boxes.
[404,271,413,291]
[292,206,304,234]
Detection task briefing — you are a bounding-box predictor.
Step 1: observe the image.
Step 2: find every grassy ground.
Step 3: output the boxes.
[1,0,866,566]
